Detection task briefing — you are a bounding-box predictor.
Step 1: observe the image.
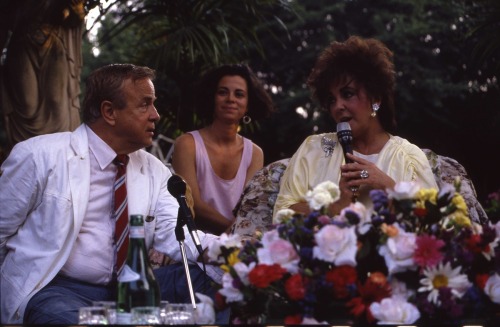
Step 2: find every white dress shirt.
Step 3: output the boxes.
[60,126,118,284]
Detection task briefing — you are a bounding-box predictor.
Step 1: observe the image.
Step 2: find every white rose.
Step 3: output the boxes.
[257,230,300,273]
[386,181,420,200]
[274,208,296,223]
[306,189,333,210]
[485,273,500,304]
[370,297,420,324]
[305,181,340,210]
[378,225,416,274]
[315,180,340,200]
[313,225,357,266]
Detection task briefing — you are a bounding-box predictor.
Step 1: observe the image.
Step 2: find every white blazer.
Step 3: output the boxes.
[0,125,219,324]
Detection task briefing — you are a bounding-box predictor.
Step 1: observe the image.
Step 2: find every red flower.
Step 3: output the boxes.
[285,274,306,300]
[466,234,490,254]
[325,265,357,299]
[476,273,489,289]
[284,314,302,325]
[414,234,445,268]
[248,264,286,288]
[346,277,391,322]
[214,291,227,311]
[413,207,427,217]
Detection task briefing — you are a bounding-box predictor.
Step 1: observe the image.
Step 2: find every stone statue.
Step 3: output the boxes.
[0,0,86,147]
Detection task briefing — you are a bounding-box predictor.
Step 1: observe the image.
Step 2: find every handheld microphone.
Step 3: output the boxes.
[337,122,359,202]
[336,122,354,164]
[167,174,204,256]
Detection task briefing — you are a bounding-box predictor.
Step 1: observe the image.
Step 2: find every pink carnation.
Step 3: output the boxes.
[413,234,445,268]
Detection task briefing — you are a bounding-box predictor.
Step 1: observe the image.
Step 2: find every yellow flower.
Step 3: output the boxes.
[415,188,438,208]
[221,249,241,273]
[450,211,471,228]
[227,249,241,266]
[452,193,468,214]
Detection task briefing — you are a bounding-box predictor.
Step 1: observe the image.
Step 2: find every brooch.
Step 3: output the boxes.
[321,136,336,157]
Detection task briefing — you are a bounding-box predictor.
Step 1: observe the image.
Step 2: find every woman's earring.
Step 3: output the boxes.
[371,103,380,117]
[242,115,252,124]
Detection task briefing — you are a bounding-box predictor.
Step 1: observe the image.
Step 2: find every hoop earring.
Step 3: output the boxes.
[371,103,380,117]
[242,115,252,125]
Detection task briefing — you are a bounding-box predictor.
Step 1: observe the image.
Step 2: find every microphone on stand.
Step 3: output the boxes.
[336,122,358,202]
[336,122,353,164]
[167,174,204,256]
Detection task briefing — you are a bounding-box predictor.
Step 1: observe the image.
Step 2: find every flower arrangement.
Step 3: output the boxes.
[208,180,500,325]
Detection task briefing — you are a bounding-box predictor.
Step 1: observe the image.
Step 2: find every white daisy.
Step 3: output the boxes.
[418,262,471,305]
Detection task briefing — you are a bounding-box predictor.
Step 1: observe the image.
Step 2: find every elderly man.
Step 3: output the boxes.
[0,64,223,324]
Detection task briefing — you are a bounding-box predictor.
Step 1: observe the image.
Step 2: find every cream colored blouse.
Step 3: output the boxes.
[273,133,438,221]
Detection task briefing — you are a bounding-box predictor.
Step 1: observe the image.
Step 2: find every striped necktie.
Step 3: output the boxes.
[113,154,129,275]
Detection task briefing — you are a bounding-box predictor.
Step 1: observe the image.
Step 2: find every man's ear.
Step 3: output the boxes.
[100,101,116,126]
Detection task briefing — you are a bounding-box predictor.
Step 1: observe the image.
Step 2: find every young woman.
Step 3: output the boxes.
[172,64,275,235]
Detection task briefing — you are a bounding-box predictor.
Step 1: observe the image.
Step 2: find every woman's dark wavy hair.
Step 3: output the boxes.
[307,36,397,133]
[194,64,275,125]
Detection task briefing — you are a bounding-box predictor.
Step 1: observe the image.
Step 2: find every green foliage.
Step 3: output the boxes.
[466,0,500,76]
[246,0,500,201]
[84,0,293,131]
[78,0,500,201]
[0,0,497,207]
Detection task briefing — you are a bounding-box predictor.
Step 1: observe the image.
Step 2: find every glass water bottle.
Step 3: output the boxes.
[117,214,161,314]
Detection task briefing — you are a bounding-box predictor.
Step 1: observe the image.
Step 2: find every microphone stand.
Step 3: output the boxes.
[174,208,197,310]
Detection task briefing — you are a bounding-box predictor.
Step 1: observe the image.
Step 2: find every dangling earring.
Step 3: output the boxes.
[371,103,380,117]
[242,115,252,125]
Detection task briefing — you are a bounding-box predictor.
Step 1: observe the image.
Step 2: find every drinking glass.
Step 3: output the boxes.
[92,301,117,324]
[131,306,161,324]
[162,303,195,325]
[78,306,109,325]
[159,300,170,323]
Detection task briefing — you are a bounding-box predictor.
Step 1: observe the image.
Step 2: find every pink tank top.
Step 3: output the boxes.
[189,130,253,221]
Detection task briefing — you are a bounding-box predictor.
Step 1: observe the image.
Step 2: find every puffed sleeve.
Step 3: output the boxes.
[380,136,438,189]
[406,147,438,189]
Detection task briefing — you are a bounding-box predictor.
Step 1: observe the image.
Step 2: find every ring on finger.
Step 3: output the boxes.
[360,169,369,179]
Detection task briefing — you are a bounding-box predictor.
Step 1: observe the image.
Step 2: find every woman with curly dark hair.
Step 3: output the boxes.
[274,36,437,219]
[172,64,275,234]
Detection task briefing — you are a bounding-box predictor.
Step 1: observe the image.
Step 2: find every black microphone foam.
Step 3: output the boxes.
[167,174,187,198]
[167,174,204,256]
[336,122,353,164]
